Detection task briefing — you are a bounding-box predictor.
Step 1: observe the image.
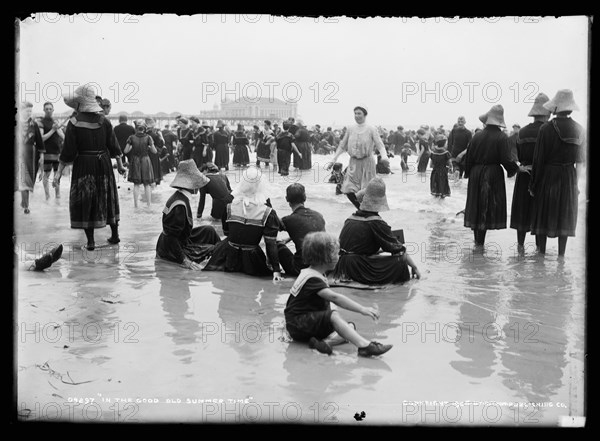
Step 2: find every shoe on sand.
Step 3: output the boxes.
[309,337,332,355]
[50,244,63,263]
[31,254,53,271]
[358,341,393,357]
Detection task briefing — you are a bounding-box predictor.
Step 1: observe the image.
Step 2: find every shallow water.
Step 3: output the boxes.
[15,153,587,426]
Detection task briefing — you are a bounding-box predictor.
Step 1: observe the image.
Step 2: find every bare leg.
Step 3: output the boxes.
[144,184,152,208]
[346,192,361,210]
[330,311,370,348]
[558,236,568,256]
[133,184,140,208]
[42,170,51,200]
[402,253,421,279]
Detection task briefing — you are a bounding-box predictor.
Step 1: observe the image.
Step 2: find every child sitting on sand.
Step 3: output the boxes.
[376,156,393,174]
[284,231,393,357]
[328,162,345,195]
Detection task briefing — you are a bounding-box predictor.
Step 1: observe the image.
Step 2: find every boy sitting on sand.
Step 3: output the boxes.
[284,231,393,357]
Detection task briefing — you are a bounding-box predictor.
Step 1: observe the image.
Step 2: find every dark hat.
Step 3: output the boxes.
[264,120,272,126]
[179,117,189,125]
[100,98,111,107]
[189,116,200,124]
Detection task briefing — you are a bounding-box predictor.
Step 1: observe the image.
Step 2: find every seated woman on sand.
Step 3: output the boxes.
[203,166,284,281]
[155,160,222,270]
[331,177,421,285]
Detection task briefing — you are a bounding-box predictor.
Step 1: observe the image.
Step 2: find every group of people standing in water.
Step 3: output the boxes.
[16,83,585,356]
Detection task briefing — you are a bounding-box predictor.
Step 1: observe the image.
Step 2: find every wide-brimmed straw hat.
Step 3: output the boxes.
[231,166,270,204]
[543,89,580,113]
[63,84,103,113]
[479,104,506,127]
[356,177,389,212]
[170,159,209,191]
[527,93,551,117]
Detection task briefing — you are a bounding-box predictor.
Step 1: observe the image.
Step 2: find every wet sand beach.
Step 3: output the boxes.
[14,153,587,426]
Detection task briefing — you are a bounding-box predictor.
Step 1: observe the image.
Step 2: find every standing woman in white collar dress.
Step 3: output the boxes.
[327,105,386,210]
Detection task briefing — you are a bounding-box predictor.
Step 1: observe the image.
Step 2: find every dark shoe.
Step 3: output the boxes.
[86,243,95,251]
[309,337,332,355]
[31,253,53,271]
[50,244,63,262]
[107,237,120,245]
[358,341,393,357]
[24,208,30,214]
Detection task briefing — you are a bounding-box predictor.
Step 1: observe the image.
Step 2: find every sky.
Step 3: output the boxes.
[16,14,590,130]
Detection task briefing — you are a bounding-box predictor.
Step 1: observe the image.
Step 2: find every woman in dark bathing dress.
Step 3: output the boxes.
[463,104,519,246]
[510,93,551,250]
[528,89,585,256]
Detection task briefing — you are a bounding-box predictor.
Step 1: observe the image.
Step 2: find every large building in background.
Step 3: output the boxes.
[200,97,298,120]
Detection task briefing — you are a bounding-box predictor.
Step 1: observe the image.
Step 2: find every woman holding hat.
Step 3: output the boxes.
[124,120,157,209]
[213,121,230,171]
[510,93,552,250]
[16,101,45,214]
[203,166,285,281]
[327,106,386,209]
[156,159,221,269]
[528,89,585,256]
[53,84,126,250]
[332,177,421,285]
[231,123,250,168]
[463,104,519,246]
[430,133,453,198]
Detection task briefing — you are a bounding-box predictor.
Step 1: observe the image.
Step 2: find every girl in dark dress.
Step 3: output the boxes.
[156,160,221,269]
[510,93,551,249]
[464,105,519,246]
[293,120,312,170]
[203,167,284,280]
[430,134,453,198]
[416,129,430,173]
[124,120,156,208]
[528,90,585,256]
[16,101,45,214]
[53,84,126,250]
[231,124,250,167]
[332,177,421,285]
[284,231,393,357]
[145,118,164,185]
[213,121,230,171]
[190,116,213,167]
